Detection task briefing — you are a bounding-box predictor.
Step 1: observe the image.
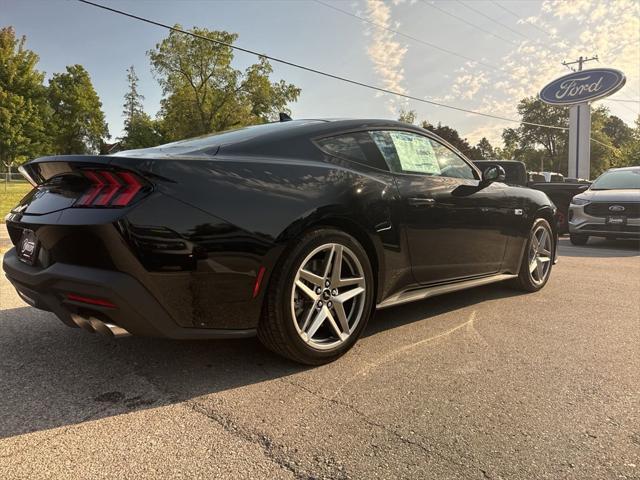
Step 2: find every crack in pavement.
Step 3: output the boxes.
[280,378,467,467]
[183,398,349,480]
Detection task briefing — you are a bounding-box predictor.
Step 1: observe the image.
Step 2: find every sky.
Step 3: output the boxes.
[2,0,639,146]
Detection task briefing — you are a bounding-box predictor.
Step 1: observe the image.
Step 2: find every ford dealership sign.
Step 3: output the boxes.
[539,68,626,105]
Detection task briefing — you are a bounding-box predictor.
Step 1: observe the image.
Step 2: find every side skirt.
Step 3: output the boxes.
[376,273,517,309]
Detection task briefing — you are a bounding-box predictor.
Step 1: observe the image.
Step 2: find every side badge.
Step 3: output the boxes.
[514,209,523,216]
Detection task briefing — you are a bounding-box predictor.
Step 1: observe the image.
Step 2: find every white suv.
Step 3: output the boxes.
[568,166,640,245]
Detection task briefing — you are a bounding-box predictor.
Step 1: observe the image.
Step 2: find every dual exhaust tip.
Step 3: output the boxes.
[70,314,130,338]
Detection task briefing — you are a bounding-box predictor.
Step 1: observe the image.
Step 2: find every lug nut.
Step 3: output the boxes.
[317,300,323,308]
[327,301,333,308]
[315,287,322,294]
[325,280,330,287]
[331,289,338,296]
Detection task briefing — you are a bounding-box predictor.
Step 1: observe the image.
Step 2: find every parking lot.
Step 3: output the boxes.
[1,233,638,480]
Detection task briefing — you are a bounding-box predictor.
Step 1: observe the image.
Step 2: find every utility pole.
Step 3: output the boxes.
[563,55,598,179]
[562,55,598,72]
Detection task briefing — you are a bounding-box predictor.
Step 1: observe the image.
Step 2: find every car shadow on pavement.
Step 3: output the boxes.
[0,283,523,440]
[558,236,640,258]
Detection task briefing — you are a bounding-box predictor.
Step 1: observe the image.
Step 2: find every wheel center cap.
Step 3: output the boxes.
[322,289,331,300]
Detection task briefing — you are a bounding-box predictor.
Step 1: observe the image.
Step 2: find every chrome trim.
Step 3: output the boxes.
[70,314,131,338]
[376,274,517,309]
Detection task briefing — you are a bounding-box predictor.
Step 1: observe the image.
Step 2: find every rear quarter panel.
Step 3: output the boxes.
[110,154,407,321]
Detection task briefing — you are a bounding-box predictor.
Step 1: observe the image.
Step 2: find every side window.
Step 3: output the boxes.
[370,131,440,175]
[370,130,476,180]
[428,139,477,180]
[316,132,389,171]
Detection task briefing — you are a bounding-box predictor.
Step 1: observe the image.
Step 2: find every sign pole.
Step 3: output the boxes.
[568,103,591,179]
[539,62,625,181]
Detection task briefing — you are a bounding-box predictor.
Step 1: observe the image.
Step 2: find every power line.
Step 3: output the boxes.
[76,0,620,152]
[418,0,518,46]
[455,0,528,40]
[76,0,568,131]
[490,0,555,37]
[313,0,501,72]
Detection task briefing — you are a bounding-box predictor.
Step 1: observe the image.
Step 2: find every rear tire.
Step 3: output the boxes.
[569,234,589,246]
[512,218,554,292]
[258,228,374,365]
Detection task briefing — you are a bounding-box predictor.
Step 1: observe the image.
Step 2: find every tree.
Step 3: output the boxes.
[617,115,640,168]
[48,64,109,154]
[121,112,162,150]
[119,65,162,150]
[148,26,301,141]
[398,108,417,124]
[473,137,495,159]
[603,115,633,148]
[0,27,51,175]
[122,65,144,130]
[421,121,476,158]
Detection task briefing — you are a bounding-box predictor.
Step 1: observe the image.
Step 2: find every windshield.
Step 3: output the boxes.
[591,169,640,190]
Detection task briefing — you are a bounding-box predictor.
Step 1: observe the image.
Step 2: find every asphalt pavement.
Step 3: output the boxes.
[0,232,638,480]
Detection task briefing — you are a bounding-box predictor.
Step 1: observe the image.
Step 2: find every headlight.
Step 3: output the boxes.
[571,196,590,206]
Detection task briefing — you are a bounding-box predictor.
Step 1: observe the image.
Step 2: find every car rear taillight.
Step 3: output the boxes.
[76,169,147,207]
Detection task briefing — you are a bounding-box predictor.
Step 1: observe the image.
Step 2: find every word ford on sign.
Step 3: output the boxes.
[555,75,602,100]
[539,68,626,106]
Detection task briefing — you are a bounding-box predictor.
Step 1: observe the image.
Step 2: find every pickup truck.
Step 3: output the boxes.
[473,160,590,233]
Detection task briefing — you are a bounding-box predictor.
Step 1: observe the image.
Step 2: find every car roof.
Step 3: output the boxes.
[608,166,640,172]
[112,118,468,160]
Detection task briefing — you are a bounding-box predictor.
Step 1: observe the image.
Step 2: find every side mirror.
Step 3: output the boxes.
[482,166,506,185]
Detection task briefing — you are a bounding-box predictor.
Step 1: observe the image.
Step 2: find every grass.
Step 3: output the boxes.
[0,181,32,223]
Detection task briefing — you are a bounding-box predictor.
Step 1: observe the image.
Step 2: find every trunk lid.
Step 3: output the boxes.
[12,155,152,217]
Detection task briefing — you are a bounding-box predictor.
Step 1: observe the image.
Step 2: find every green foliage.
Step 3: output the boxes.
[148,26,301,141]
[121,112,162,150]
[474,137,495,159]
[0,27,51,171]
[504,98,637,177]
[603,115,634,148]
[396,109,494,159]
[0,181,31,224]
[122,65,144,130]
[613,114,640,169]
[119,65,162,150]
[421,121,477,158]
[48,65,109,154]
[502,97,569,173]
[398,109,417,125]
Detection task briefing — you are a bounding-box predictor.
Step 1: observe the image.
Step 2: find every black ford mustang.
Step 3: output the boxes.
[3,119,557,364]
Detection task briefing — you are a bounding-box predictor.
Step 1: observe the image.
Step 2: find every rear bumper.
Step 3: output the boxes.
[2,248,256,339]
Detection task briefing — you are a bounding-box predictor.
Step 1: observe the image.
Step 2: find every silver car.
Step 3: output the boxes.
[568,166,640,245]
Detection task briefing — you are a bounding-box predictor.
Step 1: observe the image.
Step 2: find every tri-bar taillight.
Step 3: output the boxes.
[76,169,147,208]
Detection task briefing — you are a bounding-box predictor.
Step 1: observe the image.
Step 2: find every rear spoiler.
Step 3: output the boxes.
[18,155,113,186]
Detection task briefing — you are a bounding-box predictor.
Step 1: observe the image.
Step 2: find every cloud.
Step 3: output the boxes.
[363,0,408,113]
[451,0,639,144]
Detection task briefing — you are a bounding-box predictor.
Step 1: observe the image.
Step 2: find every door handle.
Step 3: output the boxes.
[408,197,436,207]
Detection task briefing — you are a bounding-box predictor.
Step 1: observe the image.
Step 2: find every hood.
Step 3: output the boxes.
[578,189,640,202]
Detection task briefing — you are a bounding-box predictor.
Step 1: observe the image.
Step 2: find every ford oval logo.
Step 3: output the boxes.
[609,205,625,212]
[539,68,626,105]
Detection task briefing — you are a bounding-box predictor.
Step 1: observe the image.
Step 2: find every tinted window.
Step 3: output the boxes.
[370,130,476,179]
[430,139,476,179]
[317,132,389,171]
[591,169,640,190]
